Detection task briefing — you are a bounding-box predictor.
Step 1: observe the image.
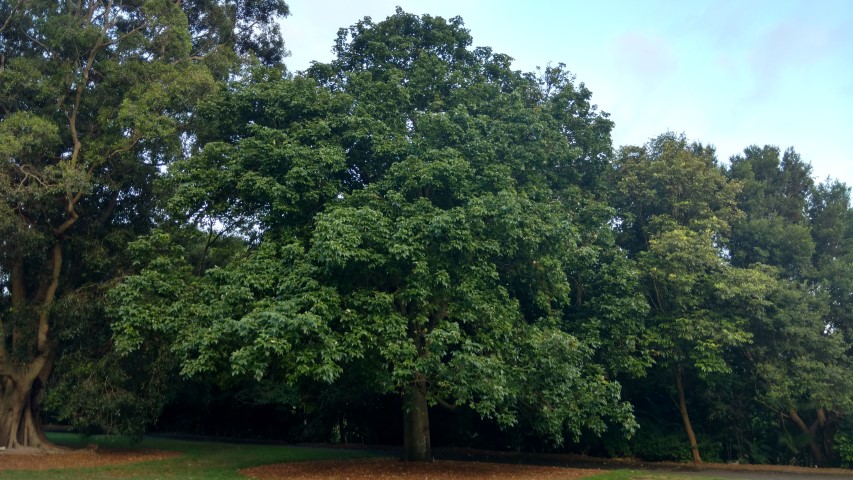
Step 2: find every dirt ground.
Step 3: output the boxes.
[241,458,603,480]
[0,446,179,471]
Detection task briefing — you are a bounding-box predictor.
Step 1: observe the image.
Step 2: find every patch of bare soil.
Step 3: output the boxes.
[0,446,180,471]
[240,458,603,480]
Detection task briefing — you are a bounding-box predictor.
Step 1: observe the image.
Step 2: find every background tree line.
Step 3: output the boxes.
[2,2,851,466]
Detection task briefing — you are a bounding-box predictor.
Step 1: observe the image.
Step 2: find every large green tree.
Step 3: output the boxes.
[615,134,771,464]
[113,10,637,461]
[0,0,288,449]
[728,150,853,466]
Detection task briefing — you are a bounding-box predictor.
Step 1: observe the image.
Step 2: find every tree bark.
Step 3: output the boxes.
[675,369,702,464]
[0,363,56,450]
[0,249,60,451]
[402,376,431,462]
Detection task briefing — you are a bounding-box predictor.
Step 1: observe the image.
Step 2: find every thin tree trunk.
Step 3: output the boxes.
[675,369,702,464]
[402,376,431,462]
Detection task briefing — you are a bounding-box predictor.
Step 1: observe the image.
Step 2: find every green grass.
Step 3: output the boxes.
[0,433,380,480]
[0,435,729,480]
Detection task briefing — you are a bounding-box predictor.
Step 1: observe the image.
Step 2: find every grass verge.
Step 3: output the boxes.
[0,433,377,480]
[0,434,729,480]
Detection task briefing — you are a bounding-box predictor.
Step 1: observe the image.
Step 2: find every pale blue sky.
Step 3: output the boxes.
[281,0,853,188]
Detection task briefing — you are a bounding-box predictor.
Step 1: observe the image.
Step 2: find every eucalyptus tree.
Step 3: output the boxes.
[0,0,288,449]
[113,9,638,461]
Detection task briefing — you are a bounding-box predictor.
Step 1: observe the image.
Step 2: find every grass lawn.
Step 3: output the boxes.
[0,433,378,480]
[0,433,727,480]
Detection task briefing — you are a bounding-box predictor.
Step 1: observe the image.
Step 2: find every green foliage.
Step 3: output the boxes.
[837,418,853,468]
[112,9,637,455]
[641,228,760,375]
[642,434,723,464]
[510,327,638,445]
[617,135,757,379]
[616,133,741,250]
[45,349,173,439]
[809,180,853,338]
[725,146,853,465]
[170,73,353,240]
[613,134,791,463]
[615,423,692,462]
[728,146,815,277]
[12,2,844,465]
[0,0,290,443]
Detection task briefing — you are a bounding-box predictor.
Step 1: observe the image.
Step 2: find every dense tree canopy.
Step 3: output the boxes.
[3,4,851,468]
[611,138,852,466]
[0,0,288,449]
[725,149,853,466]
[112,10,638,461]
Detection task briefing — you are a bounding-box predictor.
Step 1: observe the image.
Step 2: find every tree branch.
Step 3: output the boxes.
[36,242,63,355]
[816,408,827,428]
[0,0,26,35]
[436,397,457,412]
[97,191,119,225]
[788,407,828,466]
[114,21,146,45]
[54,203,80,236]
[14,164,51,188]
[197,223,229,274]
[23,31,53,56]
[69,0,115,166]
[61,0,117,235]
[106,132,142,160]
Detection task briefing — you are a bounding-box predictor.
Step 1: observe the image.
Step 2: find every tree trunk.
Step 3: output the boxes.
[675,369,702,464]
[0,369,55,450]
[1,251,60,451]
[402,377,431,462]
[788,408,828,467]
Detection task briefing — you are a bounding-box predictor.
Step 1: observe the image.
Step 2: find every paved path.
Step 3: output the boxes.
[431,447,853,480]
[661,470,853,480]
